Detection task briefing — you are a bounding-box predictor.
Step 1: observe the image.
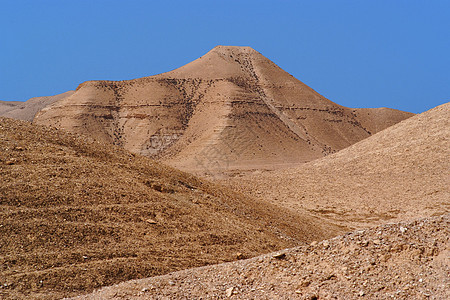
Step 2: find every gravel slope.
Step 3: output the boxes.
[0,118,341,299]
[73,214,449,300]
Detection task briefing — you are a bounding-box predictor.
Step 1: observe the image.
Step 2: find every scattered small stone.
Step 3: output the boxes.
[146,219,157,224]
[310,241,318,246]
[168,281,175,286]
[300,280,311,287]
[272,252,286,259]
[400,226,407,233]
[373,239,381,245]
[141,287,148,292]
[325,274,336,281]
[236,252,245,260]
[358,241,369,247]
[226,287,234,297]
[358,290,365,296]
[306,293,318,300]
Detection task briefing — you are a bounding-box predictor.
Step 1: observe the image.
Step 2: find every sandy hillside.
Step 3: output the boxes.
[0,101,21,115]
[68,103,449,300]
[0,118,343,300]
[224,103,449,229]
[0,91,74,121]
[34,46,412,174]
[72,214,449,300]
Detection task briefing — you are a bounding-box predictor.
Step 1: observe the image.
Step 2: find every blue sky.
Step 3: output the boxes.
[0,0,449,113]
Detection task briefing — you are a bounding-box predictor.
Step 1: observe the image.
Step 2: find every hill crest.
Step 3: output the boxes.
[34,46,413,173]
[227,102,449,228]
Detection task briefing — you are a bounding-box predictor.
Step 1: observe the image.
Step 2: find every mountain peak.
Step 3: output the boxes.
[34,47,413,173]
[210,45,258,55]
[157,45,263,80]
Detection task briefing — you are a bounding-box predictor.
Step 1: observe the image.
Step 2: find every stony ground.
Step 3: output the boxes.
[73,214,449,299]
[0,118,341,300]
[1,98,446,300]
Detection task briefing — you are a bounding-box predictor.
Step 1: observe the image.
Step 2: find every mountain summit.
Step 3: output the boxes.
[34,46,412,173]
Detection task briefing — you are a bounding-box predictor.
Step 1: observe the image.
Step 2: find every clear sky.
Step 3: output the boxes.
[1,0,449,113]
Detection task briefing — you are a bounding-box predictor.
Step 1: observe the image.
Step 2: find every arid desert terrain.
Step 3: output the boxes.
[0,46,448,299]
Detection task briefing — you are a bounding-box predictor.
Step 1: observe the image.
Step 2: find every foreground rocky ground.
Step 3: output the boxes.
[73,214,449,299]
[1,118,341,299]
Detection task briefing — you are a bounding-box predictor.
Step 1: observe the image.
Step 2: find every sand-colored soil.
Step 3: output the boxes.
[0,101,21,115]
[68,102,449,300]
[1,47,446,300]
[224,102,449,229]
[0,118,341,299]
[0,91,74,121]
[72,214,449,300]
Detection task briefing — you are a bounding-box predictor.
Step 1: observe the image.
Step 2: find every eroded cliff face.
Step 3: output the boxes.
[35,46,413,172]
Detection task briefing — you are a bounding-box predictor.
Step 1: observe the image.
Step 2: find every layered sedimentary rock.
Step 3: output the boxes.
[35,46,413,171]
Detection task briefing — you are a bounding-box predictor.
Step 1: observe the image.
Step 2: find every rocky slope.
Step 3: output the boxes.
[69,102,449,300]
[0,118,342,300]
[72,214,449,300]
[0,101,21,115]
[225,102,449,229]
[34,46,412,173]
[0,91,74,121]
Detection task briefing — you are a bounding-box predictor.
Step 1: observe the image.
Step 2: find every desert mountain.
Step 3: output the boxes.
[226,102,449,229]
[34,46,412,173]
[0,117,342,299]
[0,101,21,115]
[0,91,74,121]
[73,214,449,299]
[68,103,449,299]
